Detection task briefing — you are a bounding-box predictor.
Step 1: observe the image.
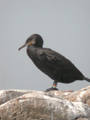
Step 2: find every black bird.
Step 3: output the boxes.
[18,34,90,91]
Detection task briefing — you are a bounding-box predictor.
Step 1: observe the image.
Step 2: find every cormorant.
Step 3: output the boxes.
[18,34,90,91]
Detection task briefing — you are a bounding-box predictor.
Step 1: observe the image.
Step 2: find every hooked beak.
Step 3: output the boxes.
[18,44,26,51]
[18,41,33,51]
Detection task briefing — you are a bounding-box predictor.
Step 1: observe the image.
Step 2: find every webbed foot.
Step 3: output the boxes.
[45,87,58,92]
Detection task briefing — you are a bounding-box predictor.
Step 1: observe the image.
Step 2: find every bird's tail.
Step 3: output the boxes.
[84,77,90,82]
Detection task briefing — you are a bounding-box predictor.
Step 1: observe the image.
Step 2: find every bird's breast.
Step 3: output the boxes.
[27,47,43,67]
[27,47,61,80]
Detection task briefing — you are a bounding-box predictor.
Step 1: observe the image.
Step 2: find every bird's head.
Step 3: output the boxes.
[18,34,43,51]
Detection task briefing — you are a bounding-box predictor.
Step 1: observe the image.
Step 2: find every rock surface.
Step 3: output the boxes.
[0,86,90,120]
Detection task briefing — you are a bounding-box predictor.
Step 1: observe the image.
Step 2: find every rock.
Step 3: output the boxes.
[0,86,90,120]
[45,86,90,106]
[76,118,89,120]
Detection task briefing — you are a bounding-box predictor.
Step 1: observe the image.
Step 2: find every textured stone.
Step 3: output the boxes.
[0,86,90,120]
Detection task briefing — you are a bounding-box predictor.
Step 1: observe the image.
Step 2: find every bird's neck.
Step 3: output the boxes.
[27,46,40,59]
[27,46,36,54]
[27,45,42,64]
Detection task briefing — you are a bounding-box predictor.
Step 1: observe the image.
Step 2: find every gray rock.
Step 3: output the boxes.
[0,87,90,120]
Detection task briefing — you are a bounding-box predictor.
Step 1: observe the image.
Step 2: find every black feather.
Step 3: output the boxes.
[26,34,87,84]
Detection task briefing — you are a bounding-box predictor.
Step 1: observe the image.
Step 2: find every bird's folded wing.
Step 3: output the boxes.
[38,48,73,67]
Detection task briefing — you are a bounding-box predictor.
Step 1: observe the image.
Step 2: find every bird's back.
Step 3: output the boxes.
[27,47,84,83]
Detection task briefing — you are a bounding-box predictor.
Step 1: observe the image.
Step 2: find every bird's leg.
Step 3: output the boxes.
[52,81,57,88]
[45,81,58,92]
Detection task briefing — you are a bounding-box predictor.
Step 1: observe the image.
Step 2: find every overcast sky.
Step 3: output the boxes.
[0,0,90,91]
